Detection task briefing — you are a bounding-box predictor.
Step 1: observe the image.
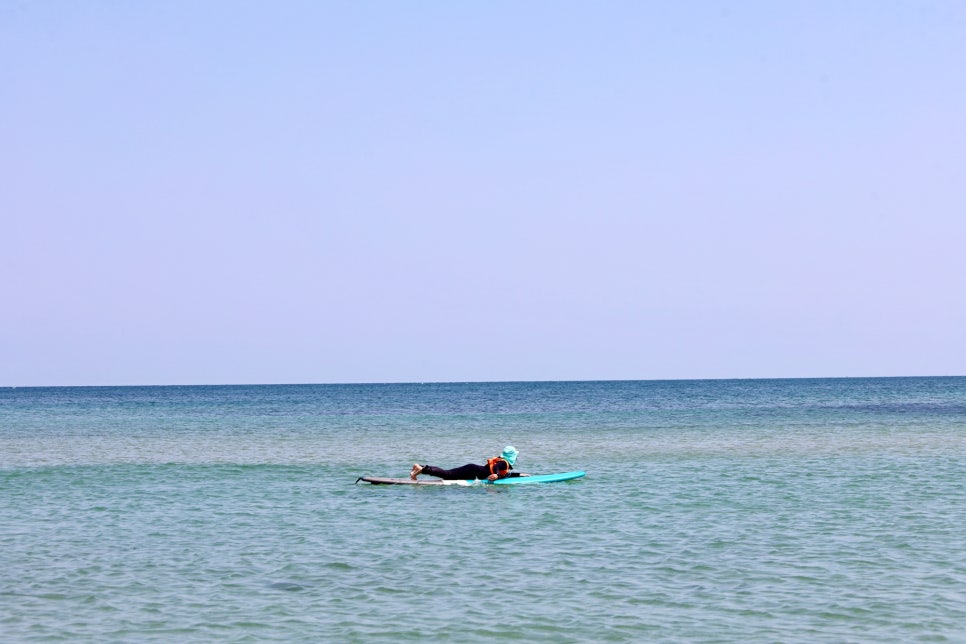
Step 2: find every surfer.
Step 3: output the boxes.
[410,446,518,481]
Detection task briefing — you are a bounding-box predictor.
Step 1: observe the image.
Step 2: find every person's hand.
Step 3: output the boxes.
[487,474,498,481]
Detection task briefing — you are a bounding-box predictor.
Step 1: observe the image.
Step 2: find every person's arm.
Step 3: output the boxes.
[487,460,510,481]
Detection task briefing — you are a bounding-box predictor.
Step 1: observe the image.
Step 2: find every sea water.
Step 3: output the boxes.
[2,378,965,642]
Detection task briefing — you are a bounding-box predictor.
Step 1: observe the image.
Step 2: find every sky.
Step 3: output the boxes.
[2,1,965,386]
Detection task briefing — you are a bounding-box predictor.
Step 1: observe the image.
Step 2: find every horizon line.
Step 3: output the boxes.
[4,374,963,389]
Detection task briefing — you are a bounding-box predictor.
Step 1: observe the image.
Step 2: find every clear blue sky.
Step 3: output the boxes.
[3,1,964,386]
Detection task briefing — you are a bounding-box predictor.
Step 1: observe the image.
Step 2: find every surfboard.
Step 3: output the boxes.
[355,471,585,486]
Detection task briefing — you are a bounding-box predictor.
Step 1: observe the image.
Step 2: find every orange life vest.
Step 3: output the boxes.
[486,457,512,478]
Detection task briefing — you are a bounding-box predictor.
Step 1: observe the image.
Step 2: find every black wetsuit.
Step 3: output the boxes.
[421,459,511,480]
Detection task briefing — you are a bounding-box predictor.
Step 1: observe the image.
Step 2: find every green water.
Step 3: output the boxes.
[2,379,965,641]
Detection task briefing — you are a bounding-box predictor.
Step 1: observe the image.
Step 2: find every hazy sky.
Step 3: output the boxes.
[3,1,965,386]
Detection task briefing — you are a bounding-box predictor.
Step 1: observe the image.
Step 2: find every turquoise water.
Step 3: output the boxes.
[2,378,966,642]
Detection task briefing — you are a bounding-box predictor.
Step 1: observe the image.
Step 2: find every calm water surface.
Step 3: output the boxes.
[2,378,966,642]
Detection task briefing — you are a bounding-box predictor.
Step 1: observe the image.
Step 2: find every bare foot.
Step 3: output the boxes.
[410,464,423,480]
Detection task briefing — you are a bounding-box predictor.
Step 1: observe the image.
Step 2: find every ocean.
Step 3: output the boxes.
[2,378,965,642]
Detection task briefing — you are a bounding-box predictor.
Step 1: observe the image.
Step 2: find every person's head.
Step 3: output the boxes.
[501,445,518,466]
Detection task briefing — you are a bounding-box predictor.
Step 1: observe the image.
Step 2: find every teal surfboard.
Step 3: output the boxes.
[356,471,585,486]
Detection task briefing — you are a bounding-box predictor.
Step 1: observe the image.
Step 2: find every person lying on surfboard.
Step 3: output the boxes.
[410,446,518,481]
